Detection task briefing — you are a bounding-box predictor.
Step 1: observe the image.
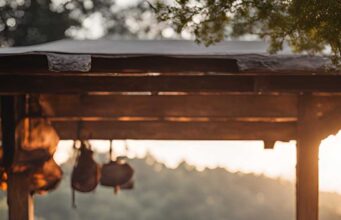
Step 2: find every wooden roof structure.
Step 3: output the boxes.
[1,39,341,220]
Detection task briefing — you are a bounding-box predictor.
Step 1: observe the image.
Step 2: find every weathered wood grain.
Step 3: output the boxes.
[52,120,296,141]
[1,75,341,94]
[39,94,298,119]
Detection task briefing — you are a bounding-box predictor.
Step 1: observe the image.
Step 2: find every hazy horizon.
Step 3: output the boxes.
[54,130,341,194]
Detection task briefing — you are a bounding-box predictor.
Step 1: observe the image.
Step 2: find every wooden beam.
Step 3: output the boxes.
[296,95,320,220]
[263,140,276,149]
[52,121,296,141]
[0,54,338,75]
[0,75,252,94]
[1,75,341,94]
[3,94,341,141]
[7,173,34,220]
[1,96,16,167]
[295,95,341,220]
[39,94,298,119]
[1,96,34,220]
[0,55,239,74]
[308,96,341,139]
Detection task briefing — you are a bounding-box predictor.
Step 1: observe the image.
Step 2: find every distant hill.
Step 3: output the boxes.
[1,155,341,220]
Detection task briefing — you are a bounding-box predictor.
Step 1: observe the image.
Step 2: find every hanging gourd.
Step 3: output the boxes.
[0,162,7,191]
[29,158,63,195]
[0,95,62,195]
[0,147,6,191]
[14,117,59,172]
[100,140,134,194]
[71,140,100,208]
[71,141,100,193]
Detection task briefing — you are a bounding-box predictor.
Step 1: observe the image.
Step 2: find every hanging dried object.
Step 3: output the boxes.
[0,146,7,191]
[71,141,100,193]
[0,95,62,194]
[0,148,63,194]
[14,118,59,171]
[0,167,7,191]
[29,158,63,195]
[17,118,59,153]
[71,140,100,208]
[100,141,134,194]
[1,124,62,193]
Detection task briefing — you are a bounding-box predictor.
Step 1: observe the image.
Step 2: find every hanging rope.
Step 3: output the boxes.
[72,120,83,209]
[124,140,129,156]
[109,140,113,162]
[24,94,31,146]
[76,121,83,144]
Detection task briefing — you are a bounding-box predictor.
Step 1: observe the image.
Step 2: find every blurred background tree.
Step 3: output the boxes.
[1,0,340,66]
[0,0,165,47]
[1,0,83,46]
[2,155,341,220]
[153,0,341,64]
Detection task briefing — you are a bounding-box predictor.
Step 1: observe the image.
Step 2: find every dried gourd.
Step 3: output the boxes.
[14,118,59,170]
[29,158,63,195]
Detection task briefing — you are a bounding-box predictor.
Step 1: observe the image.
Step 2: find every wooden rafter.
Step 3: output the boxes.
[52,120,296,141]
[39,94,298,118]
[1,75,341,94]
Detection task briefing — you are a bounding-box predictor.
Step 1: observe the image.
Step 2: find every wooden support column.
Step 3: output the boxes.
[1,96,34,220]
[296,94,320,220]
[7,173,34,220]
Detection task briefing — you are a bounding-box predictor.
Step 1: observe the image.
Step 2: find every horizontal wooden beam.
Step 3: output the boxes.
[0,75,251,94]
[51,121,296,141]
[39,94,298,119]
[0,55,239,74]
[0,54,338,75]
[1,75,341,94]
[2,94,341,141]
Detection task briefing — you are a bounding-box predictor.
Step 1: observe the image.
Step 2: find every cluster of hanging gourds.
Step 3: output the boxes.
[0,95,134,205]
[0,117,62,195]
[71,140,134,207]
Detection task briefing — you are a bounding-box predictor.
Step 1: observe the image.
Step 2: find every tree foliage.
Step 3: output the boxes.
[0,0,154,47]
[153,0,341,64]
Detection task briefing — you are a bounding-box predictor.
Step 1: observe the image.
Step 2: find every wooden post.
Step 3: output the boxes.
[7,173,34,220]
[1,96,16,168]
[1,96,34,220]
[296,94,320,220]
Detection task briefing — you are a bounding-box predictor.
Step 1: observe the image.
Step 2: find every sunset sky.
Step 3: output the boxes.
[54,130,341,194]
